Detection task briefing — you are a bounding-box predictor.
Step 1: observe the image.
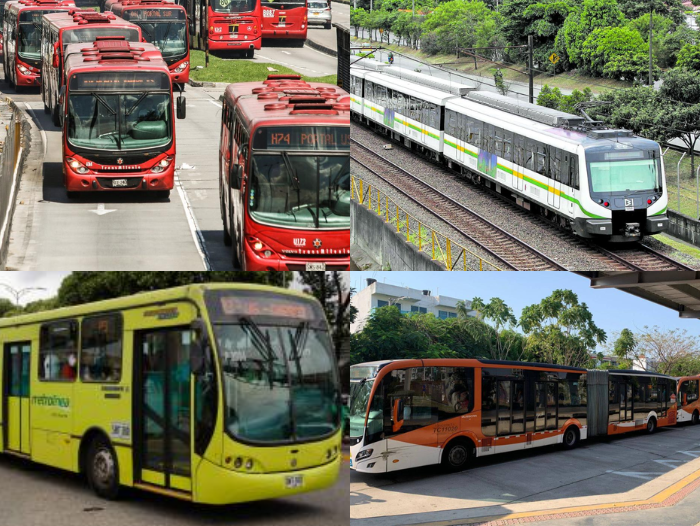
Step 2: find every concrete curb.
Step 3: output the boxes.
[305,38,337,58]
[188,78,216,88]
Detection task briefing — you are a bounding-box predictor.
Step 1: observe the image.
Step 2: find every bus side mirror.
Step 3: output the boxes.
[52,42,60,68]
[230,164,242,190]
[177,96,186,119]
[392,399,404,433]
[190,318,209,376]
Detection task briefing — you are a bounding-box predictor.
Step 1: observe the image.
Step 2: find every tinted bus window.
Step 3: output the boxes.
[681,379,699,406]
[40,320,79,382]
[80,314,123,382]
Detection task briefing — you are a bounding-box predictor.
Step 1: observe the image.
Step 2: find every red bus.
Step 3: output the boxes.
[261,0,307,42]
[61,38,186,198]
[41,10,142,126]
[109,0,189,85]
[219,74,350,270]
[677,376,700,424]
[350,360,677,473]
[2,0,75,90]
[181,0,260,57]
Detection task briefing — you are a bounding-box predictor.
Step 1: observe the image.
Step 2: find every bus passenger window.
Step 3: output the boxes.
[40,320,78,382]
[81,314,123,382]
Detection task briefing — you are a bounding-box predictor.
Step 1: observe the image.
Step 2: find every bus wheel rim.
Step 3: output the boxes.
[94,448,114,486]
[566,430,575,445]
[449,446,467,466]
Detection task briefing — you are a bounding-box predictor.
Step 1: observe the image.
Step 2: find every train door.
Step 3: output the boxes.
[2,342,31,455]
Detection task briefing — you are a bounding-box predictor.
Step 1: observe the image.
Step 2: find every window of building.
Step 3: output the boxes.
[438,310,449,319]
[81,314,123,383]
[449,312,457,318]
[40,320,79,382]
[377,300,388,308]
[411,306,427,314]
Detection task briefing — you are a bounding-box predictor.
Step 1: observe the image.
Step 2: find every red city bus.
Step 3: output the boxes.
[41,10,142,126]
[677,376,700,424]
[182,0,260,57]
[261,0,307,42]
[219,74,350,270]
[2,0,75,89]
[61,38,186,197]
[109,0,189,85]
[349,360,678,473]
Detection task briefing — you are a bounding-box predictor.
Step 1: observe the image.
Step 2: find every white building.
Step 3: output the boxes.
[351,279,473,333]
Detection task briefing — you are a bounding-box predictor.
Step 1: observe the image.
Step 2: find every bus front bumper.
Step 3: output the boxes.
[194,456,341,505]
[15,67,39,87]
[64,162,175,192]
[208,35,261,51]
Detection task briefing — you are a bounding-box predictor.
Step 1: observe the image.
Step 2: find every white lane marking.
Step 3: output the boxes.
[88,203,116,216]
[653,459,686,469]
[281,50,291,55]
[678,451,700,457]
[605,470,664,481]
[209,100,222,108]
[174,171,211,270]
[23,102,47,157]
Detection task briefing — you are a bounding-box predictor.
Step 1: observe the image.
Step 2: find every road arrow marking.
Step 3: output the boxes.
[606,470,664,480]
[89,203,116,216]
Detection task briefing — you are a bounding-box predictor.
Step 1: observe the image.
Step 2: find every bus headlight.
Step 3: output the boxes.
[355,449,373,462]
[151,156,173,173]
[246,236,277,260]
[173,61,189,73]
[18,64,30,75]
[67,157,89,174]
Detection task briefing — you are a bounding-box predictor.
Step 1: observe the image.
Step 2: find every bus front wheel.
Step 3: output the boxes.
[441,439,473,472]
[87,437,121,500]
[563,426,579,449]
[693,411,699,425]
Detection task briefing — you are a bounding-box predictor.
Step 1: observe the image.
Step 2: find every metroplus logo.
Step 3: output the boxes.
[293,238,306,247]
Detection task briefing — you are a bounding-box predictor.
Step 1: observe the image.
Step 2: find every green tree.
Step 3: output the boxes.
[634,325,700,374]
[667,354,700,377]
[580,26,650,81]
[617,0,685,25]
[469,296,521,360]
[537,84,565,108]
[561,0,626,68]
[421,0,500,56]
[350,7,369,38]
[627,12,677,68]
[612,328,636,369]
[677,43,700,72]
[520,289,606,367]
[558,87,594,113]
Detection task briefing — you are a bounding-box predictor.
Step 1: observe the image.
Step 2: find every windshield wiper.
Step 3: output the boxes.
[90,92,121,149]
[287,321,309,384]
[281,151,302,212]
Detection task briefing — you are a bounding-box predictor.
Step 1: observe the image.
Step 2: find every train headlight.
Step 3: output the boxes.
[67,157,89,174]
[173,61,189,73]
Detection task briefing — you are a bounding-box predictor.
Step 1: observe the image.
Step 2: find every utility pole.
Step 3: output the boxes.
[0,285,46,307]
[649,7,653,86]
[528,35,534,104]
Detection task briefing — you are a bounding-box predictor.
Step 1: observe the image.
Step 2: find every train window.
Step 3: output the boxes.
[525,138,535,171]
[535,143,548,176]
[396,92,405,112]
[485,124,494,153]
[494,128,503,158]
[365,81,374,102]
[550,148,561,182]
[470,117,481,148]
[512,134,523,165]
[503,131,513,162]
[561,154,570,186]
[570,154,579,189]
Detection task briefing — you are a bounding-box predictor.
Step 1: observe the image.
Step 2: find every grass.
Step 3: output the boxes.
[351,36,632,95]
[188,50,337,84]
[662,148,700,218]
[654,233,700,260]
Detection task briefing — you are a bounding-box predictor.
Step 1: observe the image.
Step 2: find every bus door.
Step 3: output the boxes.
[134,327,193,494]
[2,342,31,455]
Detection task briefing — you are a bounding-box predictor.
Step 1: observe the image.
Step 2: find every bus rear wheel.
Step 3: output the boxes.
[563,426,579,449]
[441,439,472,472]
[647,417,657,434]
[693,411,699,425]
[86,436,120,500]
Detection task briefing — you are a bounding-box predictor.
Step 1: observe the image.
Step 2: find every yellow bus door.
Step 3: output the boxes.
[135,328,193,495]
[4,343,31,455]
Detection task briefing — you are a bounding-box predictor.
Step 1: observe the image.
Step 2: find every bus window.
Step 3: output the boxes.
[383,368,438,436]
[497,380,511,435]
[680,379,699,406]
[40,320,78,382]
[609,379,619,422]
[80,314,123,382]
[441,367,473,417]
[558,376,587,428]
[481,374,498,436]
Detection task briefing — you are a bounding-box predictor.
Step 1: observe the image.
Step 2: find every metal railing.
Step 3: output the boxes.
[351,175,503,271]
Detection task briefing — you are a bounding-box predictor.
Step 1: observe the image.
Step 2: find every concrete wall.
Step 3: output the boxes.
[351,200,444,272]
[668,210,700,248]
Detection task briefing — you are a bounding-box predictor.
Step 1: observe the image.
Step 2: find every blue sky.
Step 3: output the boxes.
[351,272,700,352]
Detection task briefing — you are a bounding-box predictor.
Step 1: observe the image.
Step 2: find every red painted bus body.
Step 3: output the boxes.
[61,38,184,197]
[204,0,261,56]
[260,0,307,41]
[108,0,189,85]
[41,10,142,126]
[2,0,75,89]
[219,75,350,270]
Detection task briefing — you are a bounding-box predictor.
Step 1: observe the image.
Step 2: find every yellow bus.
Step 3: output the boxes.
[0,283,342,503]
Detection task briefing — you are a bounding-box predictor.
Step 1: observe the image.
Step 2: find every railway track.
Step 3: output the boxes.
[352,122,698,272]
[351,138,566,271]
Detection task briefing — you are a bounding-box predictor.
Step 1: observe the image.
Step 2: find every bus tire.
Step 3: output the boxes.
[562,426,579,449]
[245,49,254,59]
[693,411,699,425]
[647,417,657,434]
[52,104,60,128]
[86,436,121,500]
[66,191,80,199]
[230,207,241,269]
[441,438,473,472]
[222,191,232,246]
[157,190,170,199]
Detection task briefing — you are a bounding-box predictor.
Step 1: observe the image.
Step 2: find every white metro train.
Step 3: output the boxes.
[350,63,668,242]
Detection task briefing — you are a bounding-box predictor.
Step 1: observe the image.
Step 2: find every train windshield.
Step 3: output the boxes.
[589,159,659,193]
[249,153,350,229]
[212,0,257,14]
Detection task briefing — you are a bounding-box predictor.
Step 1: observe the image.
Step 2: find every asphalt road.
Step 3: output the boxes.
[305,1,349,51]
[0,454,350,526]
[350,423,700,526]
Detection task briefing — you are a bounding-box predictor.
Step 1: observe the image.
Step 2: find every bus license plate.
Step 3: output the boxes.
[278,23,286,27]
[112,179,128,187]
[285,475,303,489]
[306,262,326,271]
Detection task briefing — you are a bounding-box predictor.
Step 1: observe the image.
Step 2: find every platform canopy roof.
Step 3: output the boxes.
[575,271,700,319]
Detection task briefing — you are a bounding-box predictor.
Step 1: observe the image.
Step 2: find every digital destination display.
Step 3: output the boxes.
[70,71,171,91]
[20,10,66,22]
[124,8,186,21]
[205,291,325,326]
[253,126,350,150]
[220,297,314,319]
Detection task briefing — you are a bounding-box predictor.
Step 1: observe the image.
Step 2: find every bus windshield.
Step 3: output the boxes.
[67,92,172,151]
[139,22,187,58]
[589,159,659,193]
[206,292,339,444]
[19,10,64,60]
[250,154,350,229]
[349,379,373,438]
[212,0,257,14]
[63,27,141,47]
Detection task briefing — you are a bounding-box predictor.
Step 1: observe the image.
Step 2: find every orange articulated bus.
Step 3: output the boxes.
[677,376,700,424]
[349,360,677,473]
